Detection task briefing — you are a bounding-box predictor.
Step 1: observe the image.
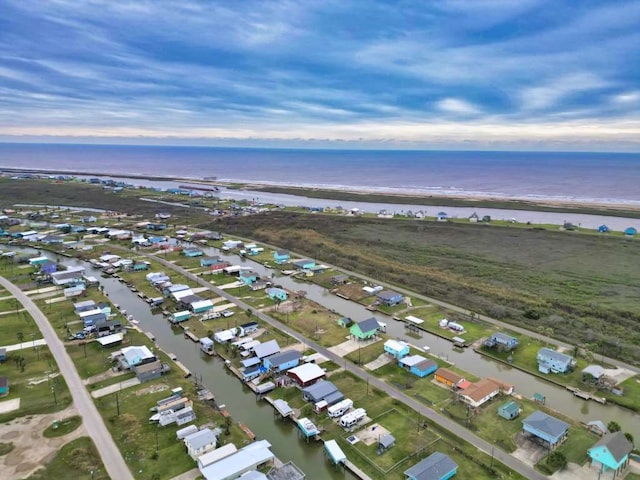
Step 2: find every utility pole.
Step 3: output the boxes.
[116,392,120,416]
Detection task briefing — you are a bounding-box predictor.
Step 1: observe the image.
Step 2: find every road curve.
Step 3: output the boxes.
[142,251,547,480]
[0,275,134,480]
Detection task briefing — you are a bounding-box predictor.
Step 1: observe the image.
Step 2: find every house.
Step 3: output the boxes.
[376,290,404,306]
[183,248,204,257]
[74,299,97,314]
[586,421,608,437]
[199,440,274,480]
[598,225,610,233]
[50,266,85,286]
[384,339,410,359]
[624,227,637,236]
[485,332,519,351]
[96,333,124,348]
[469,212,479,222]
[436,212,448,221]
[537,348,575,374]
[287,363,326,387]
[582,365,606,381]
[184,428,218,460]
[267,287,288,302]
[263,350,301,373]
[498,400,521,420]
[404,452,458,480]
[197,443,238,469]
[434,368,464,388]
[301,380,343,405]
[399,355,438,378]
[253,340,280,360]
[350,317,381,340]
[200,257,222,267]
[588,432,633,477]
[134,360,168,382]
[240,271,258,285]
[522,411,569,448]
[146,223,167,231]
[292,259,315,270]
[0,377,8,396]
[120,345,156,369]
[459,378,502,408]
[331,274,349,286]
[190,300,214,314]
[337,317,353,328]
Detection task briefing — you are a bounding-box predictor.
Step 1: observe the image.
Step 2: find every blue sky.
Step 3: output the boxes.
[0,0,639,150]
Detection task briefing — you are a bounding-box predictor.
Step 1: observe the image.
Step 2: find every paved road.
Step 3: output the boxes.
[143,251,547,480]
[0,275,134,480]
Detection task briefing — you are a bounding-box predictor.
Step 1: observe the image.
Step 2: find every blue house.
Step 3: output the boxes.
[486,332,519,351]
[404,452,458,480]
[292,259,315,270]
[399,355,438,378]
[267,287,288,302]
[200,257,221,267]
[377,290,404,306]
[436,212,448,221]
[240,271,258,285]
[182,248,203,257]
[598,224,609,233]
[147,223,167,231]
[273,250,290,264]
[498,400,521,420]
[263,350,301,373]
[624,227,637,236]
[537,348,575,374]
[588,432,633,477]
[384,339,410,359]
[0,377,9,396]
[522,411,569,448]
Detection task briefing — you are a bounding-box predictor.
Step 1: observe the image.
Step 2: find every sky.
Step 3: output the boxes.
[0,0,639,151]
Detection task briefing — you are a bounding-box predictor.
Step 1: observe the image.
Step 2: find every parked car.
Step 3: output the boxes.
[221,310,234,318]
[68,331,87,340]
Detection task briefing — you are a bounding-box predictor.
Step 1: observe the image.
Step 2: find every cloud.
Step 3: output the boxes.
[437,98,481,115]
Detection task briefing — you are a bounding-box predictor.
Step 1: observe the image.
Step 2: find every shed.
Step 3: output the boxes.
[624,227,637,236]
[331,274,349,285]
[0,348,6,363]
[522,410,569,448]
[337,317,353,328]
[199,440,274,480]
[96,332,124,347]
[434,368,464,388]
[598,224,609,233]
[497,400,520,420]
[378,434,395,451]
[404,452,458,480]
[288,363,326,387]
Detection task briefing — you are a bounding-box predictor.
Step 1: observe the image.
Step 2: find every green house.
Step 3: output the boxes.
[497,400,520,420]
[350,317,380,340]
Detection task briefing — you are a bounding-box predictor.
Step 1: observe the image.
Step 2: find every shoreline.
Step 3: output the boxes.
[3,165,640,218]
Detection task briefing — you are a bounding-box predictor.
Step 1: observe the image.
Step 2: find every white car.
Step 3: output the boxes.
[221,310,234,318]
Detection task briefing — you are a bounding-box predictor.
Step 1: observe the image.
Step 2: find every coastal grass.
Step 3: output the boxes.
[26,437,109,480]
[43,415,82,438]
[536,428,599,473]
[269,298,345,347]
[0,442,15,456]
[0,310,42,346]
[213,211,640,364]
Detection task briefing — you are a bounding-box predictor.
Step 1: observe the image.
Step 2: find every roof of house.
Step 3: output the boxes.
[134,360,163,374]
[288,363,325,384]
[121,345,155,366]
[301,380,338,400]
[265,350,301,366]
[96,332,124,346]
[492,332,517,343]
[537,347,573,364]
[435,368,463,384]
[354,317,380,334]
[197,443,238,468]
[184,428,217,451]
[275,250,289,256]
[377,290,401,300]
[399,354,428,367]
[414,359,438,372]
[499,400,520,414]
[587,420,608,434]
[238,471,267,480]
[253,339,280,359]
[379,434,395,448]
[523,411,569,438]
[404,452,457,480]
[582,365,606,378]
[590,432,633,463]
[486,377,515,393]
[461,378,500,403]
[384,339,408,352]
[200,440,274,480]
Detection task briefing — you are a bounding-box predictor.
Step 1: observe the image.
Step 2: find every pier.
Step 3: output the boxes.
[566,386,607,404]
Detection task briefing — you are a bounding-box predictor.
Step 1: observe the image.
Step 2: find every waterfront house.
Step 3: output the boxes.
[436,212,448,221]
[240,271,258,285]
[190,299,214,314]
[200,257,222,267]
[263,350,301,373]
[267,287,288,302]
[134,360,168,383]
[588,432,633,477]
[498,400,521,420]
[399,355,438,378]
[598,224,610,233]
[253,339,280,360]
[404,452,458,480]
[434,368,464,388]
[384,339,410,359]
[292,259,315,270]
[120,345,156,369]
[0,377,8,396]
[199,440,274,480]
[197,443,237,470]
[537,348,575,374]
[485,332,519,352]
[459,378,502,408]
[522,411,569,448]
[74,299,97,314]
[287,363,326,387]
[350,317,381,340]
[331,274,349,286]
[183,248,204,258]
[376,290,404,306]
[587,421,608,437]
[184,428,217,460]
[301,380,344,405]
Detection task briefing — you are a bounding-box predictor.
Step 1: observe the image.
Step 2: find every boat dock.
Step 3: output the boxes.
[344,460,373,480]
[182,327,199,342]
[239,423,256,440]
[566,386,606,404]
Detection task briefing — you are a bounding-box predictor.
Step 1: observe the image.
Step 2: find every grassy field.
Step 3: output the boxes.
[213,211,640,364]
[26,437,109,480]
[43,415,82,438]
[269,298,346,347]
[0,310,41,346]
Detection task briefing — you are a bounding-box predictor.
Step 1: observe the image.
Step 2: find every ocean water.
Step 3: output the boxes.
[0,143,639,205]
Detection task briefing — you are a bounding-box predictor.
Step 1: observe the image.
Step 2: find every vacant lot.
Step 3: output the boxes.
[212,211,640,363]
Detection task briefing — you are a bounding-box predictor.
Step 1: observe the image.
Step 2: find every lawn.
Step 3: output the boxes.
[43,415,82,438]
[536,427,599,473]
[0,310,41,346]
[26,437,109,480]
[269,298,345,347]
[602,375,640,412]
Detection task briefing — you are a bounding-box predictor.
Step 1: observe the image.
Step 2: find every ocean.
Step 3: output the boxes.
[1,143,639,206]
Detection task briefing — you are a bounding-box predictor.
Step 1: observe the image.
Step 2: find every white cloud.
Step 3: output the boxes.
[613,91,640,104]
[519,73,610,111]
[437,98,480,115]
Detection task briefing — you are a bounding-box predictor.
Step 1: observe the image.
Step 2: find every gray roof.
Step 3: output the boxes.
[538,348,573,364]
[253,339,280,359]
[302,380,339,402]
[523,411,569,438]
[591,432,633,463]
[379,434,395,448]
[377,290,401,300]
[582,365,605,378]
[355,317,380,334]
[323,390,345,406]
[404,452,457,480]
[265,350,301,366]
[185,428,217,451]
[238,472,267,480]
[492,332,517,343]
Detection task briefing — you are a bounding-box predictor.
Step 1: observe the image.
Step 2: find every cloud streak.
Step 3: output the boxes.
[0,0,638,150]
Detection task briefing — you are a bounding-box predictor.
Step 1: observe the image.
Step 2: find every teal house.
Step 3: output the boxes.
[624,227,637,236]
[498,400,520,420]
[588,432,633,477]
[182,248,203,257]
[350,317,380,340]
[0,377,8,396]
[240,271,258,285]
[273,250,290,264]
[293,259,315,270]
[267,287,288,302]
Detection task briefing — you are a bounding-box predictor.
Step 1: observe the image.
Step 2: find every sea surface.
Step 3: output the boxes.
[1,143,639,206]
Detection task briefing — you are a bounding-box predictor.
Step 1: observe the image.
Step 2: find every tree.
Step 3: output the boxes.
[16,331,24,347]
[607,421,621,433]
[624,432,634,446]
[246,308,253,320]
[547,451,567,471]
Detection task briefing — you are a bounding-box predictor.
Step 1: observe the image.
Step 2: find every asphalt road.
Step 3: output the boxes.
[144,251,547,480]
[0,275,134,480]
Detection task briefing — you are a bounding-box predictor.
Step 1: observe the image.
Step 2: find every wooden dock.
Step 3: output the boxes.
[183,329,199,342]
[239,423,256,440]
[344,460,373,480]
[566,386,606,404]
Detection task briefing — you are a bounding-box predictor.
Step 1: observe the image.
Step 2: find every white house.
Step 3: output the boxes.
[184,428,218,460]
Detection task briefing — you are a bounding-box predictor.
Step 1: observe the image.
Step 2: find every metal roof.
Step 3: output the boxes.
[253,340,280,359]
[302,380,339,402]
[289,363,325,384]
[404,452,457,480]
[523,411,569,438]
[184,428,217,452]
[355,317,380,334]
[590,432,633,463]
[264,350,301,366]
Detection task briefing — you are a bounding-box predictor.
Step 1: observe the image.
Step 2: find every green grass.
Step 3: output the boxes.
[602,375,640,411]
[269,298,346,347]
[25,437,109,480]
[43,415,82,438]
[536,428,599,473]
[0,442,14,456]
[0,310,41,346]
